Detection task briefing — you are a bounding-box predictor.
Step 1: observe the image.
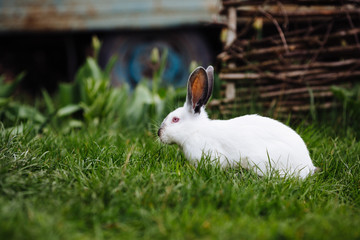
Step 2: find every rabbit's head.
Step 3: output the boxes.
[158,66,214,145]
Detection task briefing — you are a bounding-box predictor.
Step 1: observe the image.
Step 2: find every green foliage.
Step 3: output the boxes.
[0,36,188,135]
[0,72,47,134]
[0,122,359,239]
[0,72,25,98]
[74,56,124,124]
[52,36,125,128]
[41,37,184,131]
[331,84,360,127]
[127,48,185,125]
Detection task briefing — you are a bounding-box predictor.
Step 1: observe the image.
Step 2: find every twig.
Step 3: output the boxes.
[344,5,360,50]
[276,1,289,29]
[309,20,334,64]
[259,8,289,53]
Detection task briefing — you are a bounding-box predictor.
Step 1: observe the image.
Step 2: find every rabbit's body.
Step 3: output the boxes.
[158,66,317,178]
[178,110,315,178]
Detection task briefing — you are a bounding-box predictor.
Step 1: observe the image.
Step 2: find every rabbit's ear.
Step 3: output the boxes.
[203,66,214,105]
[186,66,209,114]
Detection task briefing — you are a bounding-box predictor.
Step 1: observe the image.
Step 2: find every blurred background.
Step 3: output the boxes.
[0,0,223,93]
[1,0,360,133]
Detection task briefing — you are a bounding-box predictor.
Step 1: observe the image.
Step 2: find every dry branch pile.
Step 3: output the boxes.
[214,0,360,119]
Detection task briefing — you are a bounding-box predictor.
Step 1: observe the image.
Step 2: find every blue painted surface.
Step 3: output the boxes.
[109,38,190,88]
[128,44,183,86]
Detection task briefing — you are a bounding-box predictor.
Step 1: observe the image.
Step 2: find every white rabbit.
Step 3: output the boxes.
[158,66,318,178]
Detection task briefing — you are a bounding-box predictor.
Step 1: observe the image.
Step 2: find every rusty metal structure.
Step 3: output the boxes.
[0,0,220,31]
[214,0,360,119]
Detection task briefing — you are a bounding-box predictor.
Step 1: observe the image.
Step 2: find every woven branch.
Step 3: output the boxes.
[216,0,360,118]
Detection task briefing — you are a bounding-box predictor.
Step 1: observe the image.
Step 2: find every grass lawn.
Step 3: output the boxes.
[1,123,360,240]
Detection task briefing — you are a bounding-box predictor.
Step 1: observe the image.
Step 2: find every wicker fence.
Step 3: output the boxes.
[213,0,360,119]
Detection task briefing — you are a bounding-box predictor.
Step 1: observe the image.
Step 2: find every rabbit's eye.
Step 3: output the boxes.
[172,117,180,123]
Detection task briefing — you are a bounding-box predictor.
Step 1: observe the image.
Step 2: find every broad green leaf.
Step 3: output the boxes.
[41,89,55,114]
[57,105,82,117]
[5,124,25,135]
[68,119,84,128]
[18,105,46,123]
[86,58,102,81]
[0,72,25,98]
[0,97,9,107]
[104,55,118,79]
[127,83,153,122]
[59,83,76,107]
[331,86,352,101]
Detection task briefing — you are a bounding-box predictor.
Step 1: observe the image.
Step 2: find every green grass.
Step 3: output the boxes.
[1,122,360,240]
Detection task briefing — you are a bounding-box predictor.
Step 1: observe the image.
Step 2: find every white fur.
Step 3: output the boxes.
[159,105,316,178]
[158,66,317,179]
